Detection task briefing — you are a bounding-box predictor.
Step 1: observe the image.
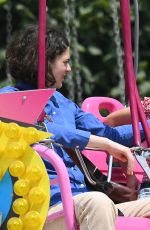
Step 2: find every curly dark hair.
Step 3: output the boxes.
[6,25,69,87]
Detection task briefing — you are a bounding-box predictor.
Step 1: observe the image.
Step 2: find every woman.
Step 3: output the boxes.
[1,25,150,230]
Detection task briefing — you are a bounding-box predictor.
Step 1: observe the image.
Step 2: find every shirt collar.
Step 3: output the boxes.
[15,82,35,91]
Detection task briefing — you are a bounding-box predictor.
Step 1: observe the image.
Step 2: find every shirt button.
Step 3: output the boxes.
[52,111,56,115]
[80,184,85,188]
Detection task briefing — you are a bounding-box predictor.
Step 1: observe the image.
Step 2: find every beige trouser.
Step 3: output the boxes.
[43,192,150,230]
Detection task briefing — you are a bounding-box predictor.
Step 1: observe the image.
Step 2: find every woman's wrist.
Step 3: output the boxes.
[86,135,110,151]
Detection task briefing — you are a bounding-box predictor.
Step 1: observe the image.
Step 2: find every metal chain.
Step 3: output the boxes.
[5,1,13,84]
[64,0,71,44]
[133,0,139,77]
[63,0,75,101]
[70,0,82,105]
[110,0,125,103]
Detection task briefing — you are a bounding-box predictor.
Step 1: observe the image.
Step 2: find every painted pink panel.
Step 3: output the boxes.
[115,216,150,230]
[0,89,55,124]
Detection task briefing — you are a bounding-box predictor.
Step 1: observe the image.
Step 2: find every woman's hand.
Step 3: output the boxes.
[86,135,134,175]
[106,139,134,175]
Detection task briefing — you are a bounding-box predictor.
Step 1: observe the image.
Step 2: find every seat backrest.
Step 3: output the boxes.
[81,97,124,122]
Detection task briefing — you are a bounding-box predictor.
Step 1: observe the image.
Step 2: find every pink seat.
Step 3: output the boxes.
[81,97,144,184]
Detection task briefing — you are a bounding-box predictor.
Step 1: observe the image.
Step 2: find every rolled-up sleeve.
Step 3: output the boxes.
[45,121,91,150]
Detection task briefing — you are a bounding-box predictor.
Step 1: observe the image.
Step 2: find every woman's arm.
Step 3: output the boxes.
[46,121,134,175]
[104,107,131,127]
[86,134,134,175]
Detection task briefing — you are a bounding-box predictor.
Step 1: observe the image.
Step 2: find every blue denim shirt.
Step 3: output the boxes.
[0,84,148,206]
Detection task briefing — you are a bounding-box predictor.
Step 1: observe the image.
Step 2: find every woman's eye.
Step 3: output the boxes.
[64,60,70,65]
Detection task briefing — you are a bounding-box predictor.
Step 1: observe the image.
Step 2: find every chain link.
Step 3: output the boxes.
[64,0,75,101]
[5,1,13,83]
[70,0,82,105]
[110,0,125,103]
[64,0,71,44]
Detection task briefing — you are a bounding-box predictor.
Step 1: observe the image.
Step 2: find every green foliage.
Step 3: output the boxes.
[0,0,7,5]
[0,1,150,102]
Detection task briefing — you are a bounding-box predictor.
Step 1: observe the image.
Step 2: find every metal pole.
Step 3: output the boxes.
[119,0,150,146]
[38,0,46,89]
[119,0,141,146]
[133,0,139,77]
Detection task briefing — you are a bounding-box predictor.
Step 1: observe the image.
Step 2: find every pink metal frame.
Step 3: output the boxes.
[38,0,46,89]
[119,0,150,146]
[33,144,78,230]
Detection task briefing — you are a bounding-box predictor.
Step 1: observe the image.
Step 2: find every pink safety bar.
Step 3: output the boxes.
[33,144,78,230]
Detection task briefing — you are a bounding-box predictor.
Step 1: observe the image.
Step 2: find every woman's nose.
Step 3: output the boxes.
[67,63,71,72]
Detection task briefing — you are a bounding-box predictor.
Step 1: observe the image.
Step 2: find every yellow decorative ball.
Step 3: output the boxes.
[28,187,46,204]
[26,165,42,182]
[9,161,25,177]
[24,211,41,228]
[5,123,21,140]
[13,198,29,215]
[7,217,23,230]
[14,179,30,196]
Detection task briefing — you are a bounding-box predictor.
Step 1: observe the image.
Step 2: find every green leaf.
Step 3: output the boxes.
[88,46,102,56]
[0,0,7,5]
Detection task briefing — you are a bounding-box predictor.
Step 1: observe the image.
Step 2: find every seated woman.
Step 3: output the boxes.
[1,25,150,230]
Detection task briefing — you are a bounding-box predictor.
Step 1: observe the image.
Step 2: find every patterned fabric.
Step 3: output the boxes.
[141,97,150,119]
[139,97,150,197]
